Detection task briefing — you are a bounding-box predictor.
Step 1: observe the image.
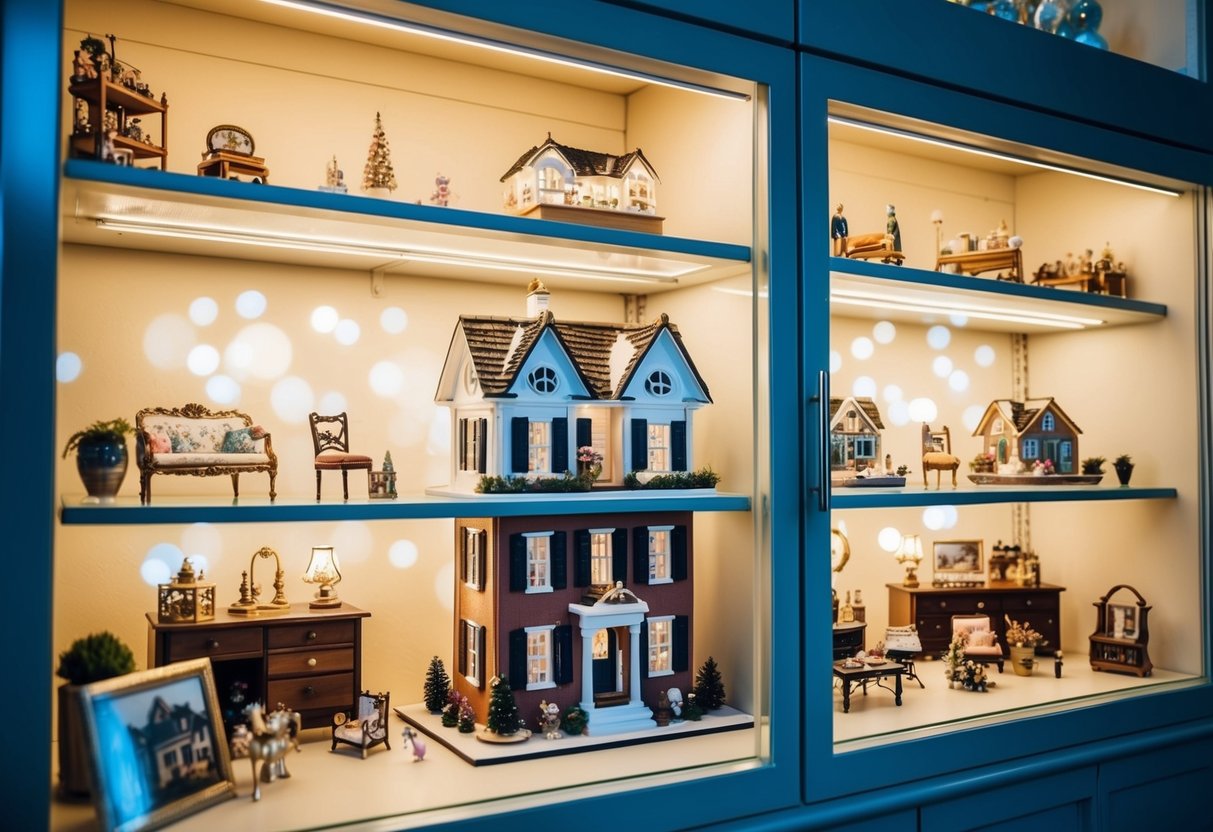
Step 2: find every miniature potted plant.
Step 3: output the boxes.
[1004,615,1046,677]
[62,417,134,503]
[57,631,136,796]
[968,451,996,473]
[560,703,589,735]
[1081,456,1106,477]
[1114,454,1135,487]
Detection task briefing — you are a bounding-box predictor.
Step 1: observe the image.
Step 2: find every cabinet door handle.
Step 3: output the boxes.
[307,657,318,668]
[205,639,219,650]
[303,685,315,697]
[1026,600,1033,606]
[940,601,947,609]
[812,370,831,513]
[977,601,985,610]
[306,631,318,641]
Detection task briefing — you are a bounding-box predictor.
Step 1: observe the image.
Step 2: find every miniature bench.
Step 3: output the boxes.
[136,403,277,503]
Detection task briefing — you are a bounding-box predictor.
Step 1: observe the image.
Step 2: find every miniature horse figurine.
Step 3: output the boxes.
[401,726,427,761]
[246,703,302,801]
[921,423,960,490]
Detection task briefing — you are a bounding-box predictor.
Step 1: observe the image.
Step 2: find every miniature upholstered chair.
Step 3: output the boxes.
[952,614,1004,673]
[309,412,373,501]
[331,690,390,758]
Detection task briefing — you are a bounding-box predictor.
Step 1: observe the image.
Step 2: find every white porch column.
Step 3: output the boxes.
[579,626,597,711]
[628,623,643,705]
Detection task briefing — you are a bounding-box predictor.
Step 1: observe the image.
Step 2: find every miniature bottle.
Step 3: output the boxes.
[840,590,855,623]
[852,589,866,623]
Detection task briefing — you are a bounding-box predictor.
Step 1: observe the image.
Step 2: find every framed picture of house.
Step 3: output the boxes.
[79,657,235,832]
[933,539,984,578]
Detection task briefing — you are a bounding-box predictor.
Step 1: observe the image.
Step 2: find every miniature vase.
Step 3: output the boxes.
[1114,461,1134,486]
[76,435,128,503]
[1010,645,1036,676]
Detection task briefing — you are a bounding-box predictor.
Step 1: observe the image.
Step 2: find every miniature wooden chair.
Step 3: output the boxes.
[331,690,390,758]
[952,614,1004,673]
[309,412,373,501]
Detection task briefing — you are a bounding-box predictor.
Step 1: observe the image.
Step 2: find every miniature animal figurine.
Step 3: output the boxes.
[245,702,302,801]
[401,726,427,761]
[921,423,960,489]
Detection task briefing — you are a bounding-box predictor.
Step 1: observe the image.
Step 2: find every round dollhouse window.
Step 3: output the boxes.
[645,370,673,396]
[527,366,559,394]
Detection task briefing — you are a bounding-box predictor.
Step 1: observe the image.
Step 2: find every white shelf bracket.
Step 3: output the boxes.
[371,266,387,298]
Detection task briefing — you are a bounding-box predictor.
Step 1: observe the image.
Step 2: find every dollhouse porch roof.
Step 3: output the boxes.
[972,397,1082,436]
[439,310,710,402]
[499,135,660,182]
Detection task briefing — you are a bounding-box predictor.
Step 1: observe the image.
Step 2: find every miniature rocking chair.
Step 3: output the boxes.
[309,412,373,501]
[331,690,391,758]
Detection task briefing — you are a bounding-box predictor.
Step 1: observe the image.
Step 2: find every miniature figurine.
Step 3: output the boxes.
[401,726,427,761]
[539,700,562,739]
[72,98,90,135]
[667,687,684,720]
[830,203,848,256]
[98,129,118,163]
[72,49,97,81]
[125,118,142,142]
[886,204,902,253]
[431,173,453,207]
[320,155,348,193]
[245,703,301,801]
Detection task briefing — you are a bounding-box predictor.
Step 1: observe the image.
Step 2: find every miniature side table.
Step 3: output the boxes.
[198,149,269,182]
[832,620,866,661]
[833,660,905,713]
[936,247,1023,282]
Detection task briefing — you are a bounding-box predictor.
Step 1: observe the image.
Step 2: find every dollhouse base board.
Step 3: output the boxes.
[516,202,665,234]
[424,485,720,499]
[394,702,753,766]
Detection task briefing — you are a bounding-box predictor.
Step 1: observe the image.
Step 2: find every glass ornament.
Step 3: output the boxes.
[1033,0,1070,33]
[1068,0,1103,32]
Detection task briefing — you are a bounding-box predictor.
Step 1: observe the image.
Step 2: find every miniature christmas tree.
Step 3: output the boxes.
[362,111,398,193]
[423,656,450,713]
[693,656,726,710]
[457,698,476,733]
[486,675,521,735]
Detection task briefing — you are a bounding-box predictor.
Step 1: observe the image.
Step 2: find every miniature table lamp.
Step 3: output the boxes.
[158,557,216,623]
[895,534,924,588]
[302,545,342,608]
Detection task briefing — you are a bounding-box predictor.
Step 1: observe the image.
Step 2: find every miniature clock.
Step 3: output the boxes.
[205,124,255,156]
[831,528,850,573]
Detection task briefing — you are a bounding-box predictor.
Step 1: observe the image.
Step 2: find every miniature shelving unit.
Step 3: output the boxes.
[68,76,168,169]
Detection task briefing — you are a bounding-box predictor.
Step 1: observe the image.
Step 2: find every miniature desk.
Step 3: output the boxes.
[1033,270,1128,297]
[146,603,368,729]
[936,247,1023,282]
[197,149,269,182]
[833,660,904,713]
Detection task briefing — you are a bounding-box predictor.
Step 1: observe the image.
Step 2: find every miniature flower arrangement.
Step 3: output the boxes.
[441,689,468,727]
[623,467,721,490]
[968,451,996,473]
[1081,456,1106,475]
[1031,458,1055,476]
[957,660,989,692]
[577,445,603,481]
[1004,614,1046,648]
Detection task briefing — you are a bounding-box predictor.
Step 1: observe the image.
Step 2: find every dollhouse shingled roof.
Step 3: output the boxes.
[449,310,710,401]
[974,397,1082,436]
[499,135,660,182]
[828,396,884,429]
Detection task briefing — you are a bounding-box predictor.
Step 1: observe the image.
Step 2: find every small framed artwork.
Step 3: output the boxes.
[933,539,984,577]
[80,658,235,832]
[1107,603,1139,639]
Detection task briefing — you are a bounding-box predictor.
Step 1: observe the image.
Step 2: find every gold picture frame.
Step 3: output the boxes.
[933,539,984,577]
[80,658,236,832]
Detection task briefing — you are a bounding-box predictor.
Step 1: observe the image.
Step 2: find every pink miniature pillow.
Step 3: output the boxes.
[249,425,267,440]
[969,630,995,648]
[149,432,172,454]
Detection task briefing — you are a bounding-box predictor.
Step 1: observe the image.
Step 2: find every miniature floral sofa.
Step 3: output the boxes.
[136,403,277,503]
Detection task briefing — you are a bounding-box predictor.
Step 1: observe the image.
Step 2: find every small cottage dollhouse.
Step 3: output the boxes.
[829,396,885,480]
[451,511,694,735]
[433,281,712,493]
[500,134,661,230]
[971,397,1082,474]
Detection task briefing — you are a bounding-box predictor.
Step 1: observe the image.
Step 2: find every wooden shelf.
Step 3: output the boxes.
[59,491,752,525]
[831,484,1177,510]
[830,257,1167,334]
[68,77,166,116]
[60,161,751,294]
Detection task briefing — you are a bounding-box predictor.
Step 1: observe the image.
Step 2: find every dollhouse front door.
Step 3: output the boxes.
[592,628,622,702]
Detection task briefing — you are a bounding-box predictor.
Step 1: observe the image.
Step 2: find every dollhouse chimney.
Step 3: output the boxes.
[526,279,551,317]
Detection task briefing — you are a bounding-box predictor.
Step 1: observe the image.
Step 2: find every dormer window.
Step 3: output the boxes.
[527,366,558,394]
[645,370,673,396]
[1042,412,1055,431]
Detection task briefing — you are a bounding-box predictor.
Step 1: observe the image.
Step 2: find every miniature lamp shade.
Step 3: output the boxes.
[895,534,924,588]
[302,546,342,608]
[158,558,217,623]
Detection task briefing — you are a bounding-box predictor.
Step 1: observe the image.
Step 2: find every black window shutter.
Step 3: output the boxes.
[459,530,469,583]
[640,621,649,679]
[554,625,573,684]
[551,417,568,473]
[633,526,650,585]
[573,530,590,587]
[511,416,529,473]
[476,626,487,690]
[551,532,567,590]
[509,534,526,592]
[509,629,527,690]
[612,528,628,584]
[458,418,468,471]
[672,525,688,582]
[576,417,592,449]
[673,615,689,672]
[671,420,688,471]
[458,621,468,676]
[630,418,648,471]
[476,418,488,473]
[475,530,487,591]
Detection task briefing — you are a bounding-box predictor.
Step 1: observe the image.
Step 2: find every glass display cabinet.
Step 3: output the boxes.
[802,52,1213,811]
[42,1,798,829]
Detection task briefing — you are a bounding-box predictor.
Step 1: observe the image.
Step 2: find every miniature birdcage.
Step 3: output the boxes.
[157,558,216,623]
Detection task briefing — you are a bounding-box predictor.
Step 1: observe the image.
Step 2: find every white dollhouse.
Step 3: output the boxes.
[433,282,711,493]
[500,134,659,215]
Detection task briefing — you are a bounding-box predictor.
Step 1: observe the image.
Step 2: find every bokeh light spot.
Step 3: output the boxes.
[57,352,82,383]
[236,290,267,319]
[381,306,409,334]
[829,350,842,373]
[187,344,220,376]
[206,375,241,405]
[975,345,997,367]
[270,376,315,424]
[144,314,196,370]
[224,322,292,380]
[872,320,896,344]
[318,391,348,415]
[932,356,953,378]
[878,527,903,553]
[908,397,938,423]
[311,305,340,333]
[335,319,361,346]
[888,400,911,426]
[962,404,986,432]
[434,563,455,612]
[922,507,946,531]
[141,542,182,586]
[189,297,219,326]
[369,361,405,397]
[949,369,970,392]
[852,376,877,398]
[851,337,874,360]
[927,325,951,349]
[882,384,903,404]
[388,539,420,570]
